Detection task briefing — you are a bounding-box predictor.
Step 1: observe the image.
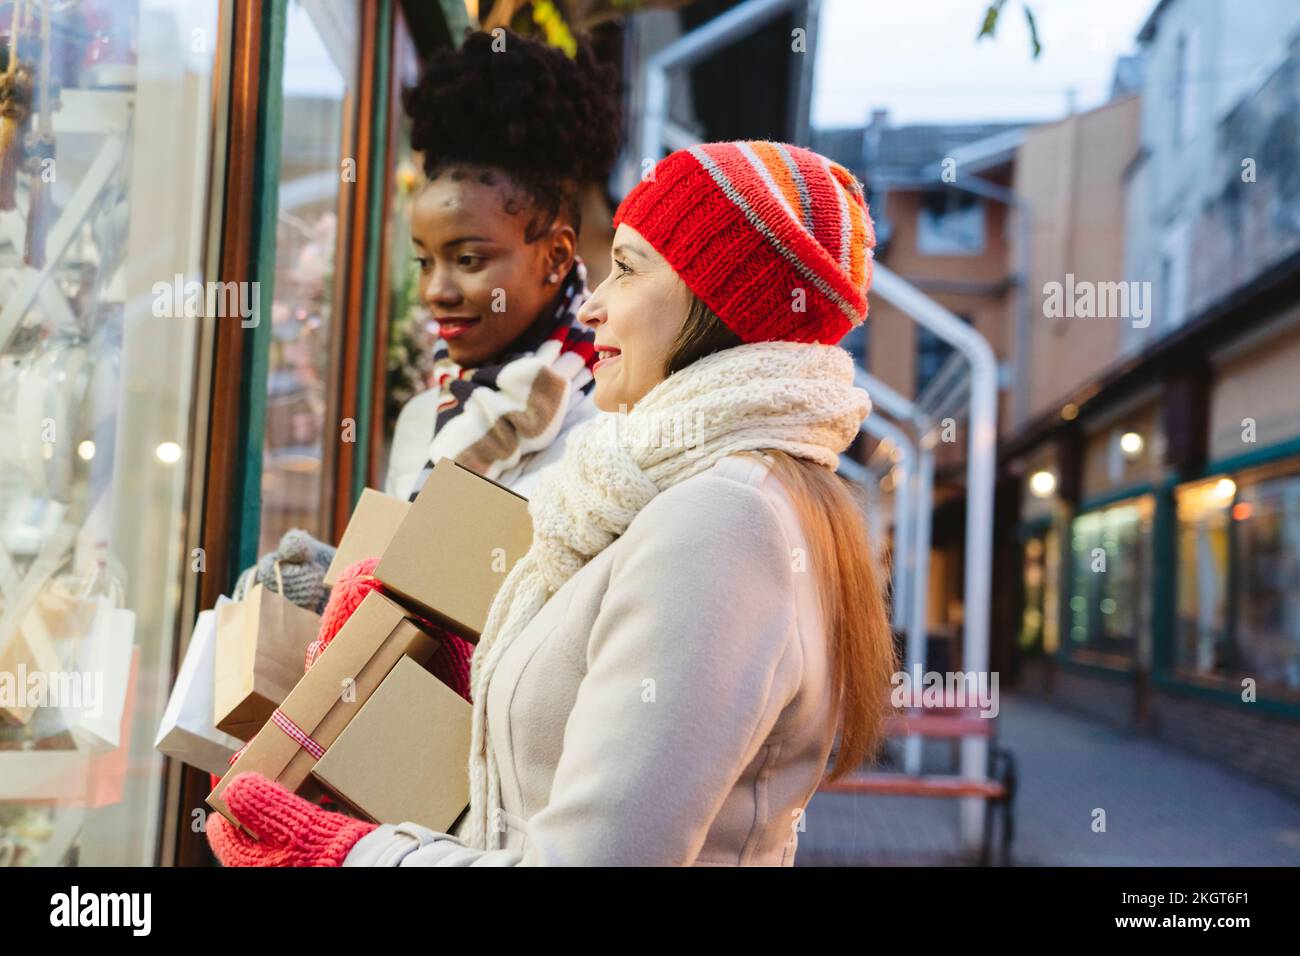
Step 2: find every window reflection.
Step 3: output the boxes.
[1067,498,1153,661]
[258,0,353,556]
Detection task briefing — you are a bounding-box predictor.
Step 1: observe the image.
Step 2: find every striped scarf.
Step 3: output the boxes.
[407,262,598,501]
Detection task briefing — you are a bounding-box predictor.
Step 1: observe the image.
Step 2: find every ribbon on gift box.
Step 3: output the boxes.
[219,706,339,810]
[227,706,325,767]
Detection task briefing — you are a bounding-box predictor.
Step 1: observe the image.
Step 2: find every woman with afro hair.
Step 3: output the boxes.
[382,27,621,503]
[209,29,621,791]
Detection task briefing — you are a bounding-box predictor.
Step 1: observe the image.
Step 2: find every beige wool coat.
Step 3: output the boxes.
[344,451,838,866]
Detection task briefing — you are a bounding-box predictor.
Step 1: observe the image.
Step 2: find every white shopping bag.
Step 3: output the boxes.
[153,599,244,775]
[67,601,137,751]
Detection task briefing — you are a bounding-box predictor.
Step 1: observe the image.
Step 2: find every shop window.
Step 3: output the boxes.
[378,12,430,492]
[0,0,220,864]
[916,191,984,256]
[1176,463,1300,695]
[1019,526,1060,655]
[257,0,357,555]
[1175,478,1231,679]
[1066,497,1154,663]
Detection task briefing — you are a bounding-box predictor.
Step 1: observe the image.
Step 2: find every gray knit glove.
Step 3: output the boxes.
[232,529,337,614]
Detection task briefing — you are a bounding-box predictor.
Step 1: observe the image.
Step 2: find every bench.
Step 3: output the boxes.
[819,709,1017,866]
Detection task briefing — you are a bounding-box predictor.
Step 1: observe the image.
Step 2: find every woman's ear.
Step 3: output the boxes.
[545,223,578,282]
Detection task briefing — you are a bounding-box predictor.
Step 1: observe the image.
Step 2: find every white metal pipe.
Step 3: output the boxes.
[637,0,806,163]
[904,433,936,774]
[870,263,999,851]
[855,367,930,434]
[852,367,936,774]
[916,352,966,416]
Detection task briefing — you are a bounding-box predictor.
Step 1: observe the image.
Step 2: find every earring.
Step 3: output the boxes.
[547,273,559,284]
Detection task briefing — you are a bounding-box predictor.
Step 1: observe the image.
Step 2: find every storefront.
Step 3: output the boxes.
[1008,301,1300,798]
[0,0,432,866]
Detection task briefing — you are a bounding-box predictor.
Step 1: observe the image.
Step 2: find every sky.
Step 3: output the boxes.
[811,0,1159,128]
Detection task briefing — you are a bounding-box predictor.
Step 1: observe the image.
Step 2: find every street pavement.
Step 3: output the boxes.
[796,693,1300,866]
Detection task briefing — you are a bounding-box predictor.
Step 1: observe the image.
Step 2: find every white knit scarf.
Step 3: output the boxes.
[462,340,872,850]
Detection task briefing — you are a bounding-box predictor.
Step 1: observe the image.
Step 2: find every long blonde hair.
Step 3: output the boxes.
[666,296,897,783]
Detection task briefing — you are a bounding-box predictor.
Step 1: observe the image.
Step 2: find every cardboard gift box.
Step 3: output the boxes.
[323,488,411,587]
[206,590,442,832]
[154,601,244,775]
[213,579,321,741]
[312,655,472,834]
[374,457,533,642]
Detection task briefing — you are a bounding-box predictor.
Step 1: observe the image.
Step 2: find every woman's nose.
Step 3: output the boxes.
[422,266,461,307]
[576,290,604,329]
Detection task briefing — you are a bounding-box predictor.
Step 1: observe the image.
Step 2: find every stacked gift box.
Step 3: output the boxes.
[154,457,532,837]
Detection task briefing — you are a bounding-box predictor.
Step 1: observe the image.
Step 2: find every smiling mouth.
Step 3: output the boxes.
[437,317,481,340]
[593,345,621,372]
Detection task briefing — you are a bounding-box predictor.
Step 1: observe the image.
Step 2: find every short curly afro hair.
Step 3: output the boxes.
[401,29,621,242]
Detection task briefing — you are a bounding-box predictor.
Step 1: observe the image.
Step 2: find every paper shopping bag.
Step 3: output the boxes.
[66,601,136,751]
[154,600,245,775]
[213,579,321,741]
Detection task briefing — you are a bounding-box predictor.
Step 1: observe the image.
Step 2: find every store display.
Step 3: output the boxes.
[0,804,57,866]
[1,0,217,867]
[14,337,92,501]
[0,644,137,806]
[0,609,60,725]
[0,20,33,212]
[66,599,133,750]
[21,0,53,267]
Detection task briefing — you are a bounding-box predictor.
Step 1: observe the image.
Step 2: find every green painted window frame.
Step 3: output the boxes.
[352,0,395,502]
[232,0,398,575]
[230,0,288,582]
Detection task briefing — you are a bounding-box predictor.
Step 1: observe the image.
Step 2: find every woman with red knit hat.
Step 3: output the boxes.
[207,141,897,867]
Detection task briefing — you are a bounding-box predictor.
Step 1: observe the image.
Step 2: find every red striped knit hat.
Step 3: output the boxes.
[613,141,875,345]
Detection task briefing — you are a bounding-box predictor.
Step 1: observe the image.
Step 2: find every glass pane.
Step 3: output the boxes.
[0,0,220,865]
[1019,532,1046,652]
[1067,498,1152,659]
[258,0,355,556]
[1234,468,1300,691]
[378,12,429,495]
[1175,477,1232,678]
[1043,525,1060,655]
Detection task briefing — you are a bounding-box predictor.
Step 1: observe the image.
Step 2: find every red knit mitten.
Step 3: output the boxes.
[205,772,377,867]
[306,557,381,670]
[306,555,475,701]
